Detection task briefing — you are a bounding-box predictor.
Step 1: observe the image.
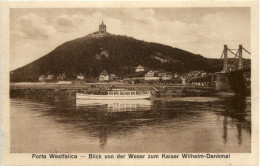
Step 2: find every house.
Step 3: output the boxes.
[57,75,63,81]
[109,73,117,81]
[201,72,207,77]
[147,70,172,80]
[180,71,207,84]
[99,70,109,81]
[157,70,172,80]
[39,75,46,82]
[57,73,66,81]
[77,73,85,80]
[181,73,189,79]
[185,71,207,79]
[180,73,189,85]
[144,71,160,81]
[158,70,167,77]
[145,70,155,77]
[135,65,145,72]
[47,74,54,81]
[173,73,180,79]
[162,72,172,80]
[181,77,186,85]
[194,71,207,77]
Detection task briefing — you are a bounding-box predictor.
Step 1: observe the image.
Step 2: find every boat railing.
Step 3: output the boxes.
[111,88,126,91]
[82,90,151,96]
[106,90,150,96]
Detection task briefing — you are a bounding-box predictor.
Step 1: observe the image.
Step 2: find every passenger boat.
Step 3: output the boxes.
[76,99,152,112]
[76,89,151,100]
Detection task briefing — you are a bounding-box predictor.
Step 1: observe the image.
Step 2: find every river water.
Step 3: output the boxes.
[10,93,251,153]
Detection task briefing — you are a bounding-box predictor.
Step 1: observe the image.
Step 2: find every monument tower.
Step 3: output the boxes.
[99,20,106,34]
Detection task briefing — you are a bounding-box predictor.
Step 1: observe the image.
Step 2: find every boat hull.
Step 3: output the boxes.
[76,99,152,112]
[76,93,151,100]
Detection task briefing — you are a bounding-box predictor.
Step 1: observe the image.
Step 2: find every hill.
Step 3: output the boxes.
[10,32,222,82]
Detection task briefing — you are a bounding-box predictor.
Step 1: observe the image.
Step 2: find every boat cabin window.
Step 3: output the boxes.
[131,92,136,95]
[108,92,113,95]
[125,92,130,95]
[114,92,119,95]
[100,92,107,95]
[120,92,125,95]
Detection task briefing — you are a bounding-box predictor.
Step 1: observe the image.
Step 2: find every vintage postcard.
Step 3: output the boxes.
[1,1,259,166]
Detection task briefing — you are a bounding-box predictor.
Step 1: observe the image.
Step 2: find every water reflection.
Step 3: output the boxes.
[220,95,251,146]
[10,92,251,153]
[76,99,152,112]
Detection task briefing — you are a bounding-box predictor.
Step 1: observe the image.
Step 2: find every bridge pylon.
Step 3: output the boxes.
[223,45,228,72]
[238,44,243,70]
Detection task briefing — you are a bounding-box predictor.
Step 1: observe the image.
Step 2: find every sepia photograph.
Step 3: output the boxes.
[1,1,259,166]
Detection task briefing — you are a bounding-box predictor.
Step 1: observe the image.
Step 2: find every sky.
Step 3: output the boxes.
[10,8,251,70]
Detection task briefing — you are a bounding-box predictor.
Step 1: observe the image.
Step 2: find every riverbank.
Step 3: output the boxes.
[10,82,234,97]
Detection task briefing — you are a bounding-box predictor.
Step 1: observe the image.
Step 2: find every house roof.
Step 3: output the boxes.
[100,70,109,76]
[136,65,144,69]
[47,75,54,79]
[181,73,189,78]
[181,71,207,79]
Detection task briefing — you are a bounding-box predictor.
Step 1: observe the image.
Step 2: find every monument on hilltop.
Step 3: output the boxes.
[99,20,106,34]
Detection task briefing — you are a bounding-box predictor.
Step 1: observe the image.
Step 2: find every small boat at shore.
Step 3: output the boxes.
[76,89,151,100]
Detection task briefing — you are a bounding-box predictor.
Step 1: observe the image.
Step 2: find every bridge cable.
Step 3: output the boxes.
[220,50,224,59]
[230,49,239,67]
[227,48,239,58]
[242,47,251,55]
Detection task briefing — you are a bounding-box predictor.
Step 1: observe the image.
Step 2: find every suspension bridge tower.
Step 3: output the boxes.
[215,44,251,95]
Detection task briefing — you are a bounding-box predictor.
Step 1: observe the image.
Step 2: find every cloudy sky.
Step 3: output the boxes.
[10,8,250,70]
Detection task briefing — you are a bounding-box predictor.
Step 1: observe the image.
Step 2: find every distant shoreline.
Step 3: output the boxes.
[10,82,207,90]
[9,82,234,97]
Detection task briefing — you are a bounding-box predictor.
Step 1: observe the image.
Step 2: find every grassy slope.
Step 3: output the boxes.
[11,33,222,82]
